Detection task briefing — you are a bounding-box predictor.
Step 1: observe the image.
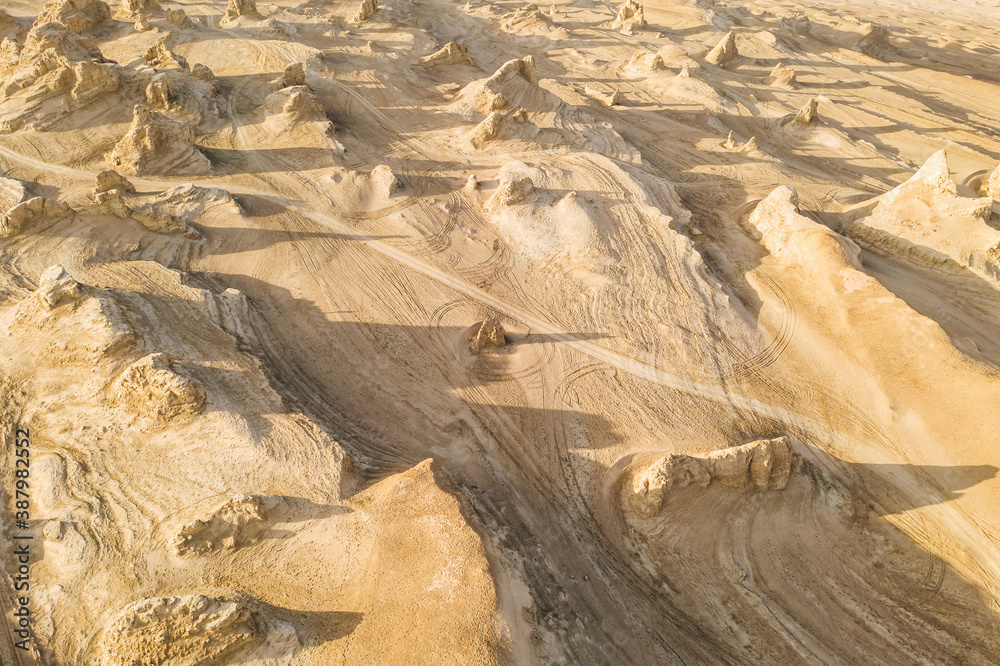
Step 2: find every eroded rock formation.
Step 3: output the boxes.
[98,596,261,666]
[469,315,507,352]
[705,30,738,66]
[108,105,211,176]
[632,436,795,516]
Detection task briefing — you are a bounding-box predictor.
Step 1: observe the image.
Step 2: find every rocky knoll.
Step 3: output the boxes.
[847,150,999,281]
[631,437,795,516]
[108,104,211,176]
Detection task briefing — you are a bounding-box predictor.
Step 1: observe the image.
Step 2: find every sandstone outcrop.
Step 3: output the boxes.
[172,494,267,555]
[98,595,261,666]
[34,0,111,34]
[780,96,818,127]
[611,0,646,33]
[108,105,211,176]
[263,85,326,122]
[118,0,161,18]
[980,164,1000,200]
[0,22,119,129]
[95,169,135,194]
[809,19,896,60]
[632,436,794,516]
[846,150,999,280]
[111,352,206,421]
[486,171,535,212]
[224,0,261,21]
[144,72,172,108]
[92,183,239,233]
[767,62,797,88]
[370,164,401,196]
[165,7,194,28]
[1,191,72,236]
[144,41,187,70]
[459,56,537,114]
[278,61,306,88]
[37,264,83,309]
[468,111,503,148]
[469,315,507,352]
[353,0,378,22]
[705,30,738,66]
[423,41,475,67]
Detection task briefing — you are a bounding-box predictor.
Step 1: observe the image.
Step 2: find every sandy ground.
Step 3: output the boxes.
[0,0,999,662]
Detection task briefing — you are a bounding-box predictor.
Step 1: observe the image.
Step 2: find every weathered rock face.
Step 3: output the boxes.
[632,437,795,516]
[34,0,111,34]
[468,111,503,148]
[705,30,738,66]
[486,172,535,212]
[224,0,261,21]
[108,105,211,176]
[353,0,378,22]
[95,169,136,195]
[98,595,261,666]
[37,264,83,309]
[111,352,206,421]
[144,41,187,70]
[611,0,645,32]
[370,164,401,196]
[119,0,161,18]
[263,85,326,122]
[469,315,507,352]
[981,164,1000,200]
[172,494,267,555]
[1,195,72,236]
[278,61,306,88]
[144,72,172,108]
[846,150,999,281]
[423,41,475,67]
[0,22,119,129]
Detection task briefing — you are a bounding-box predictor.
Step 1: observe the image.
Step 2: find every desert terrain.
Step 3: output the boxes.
[0,0,999,662]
